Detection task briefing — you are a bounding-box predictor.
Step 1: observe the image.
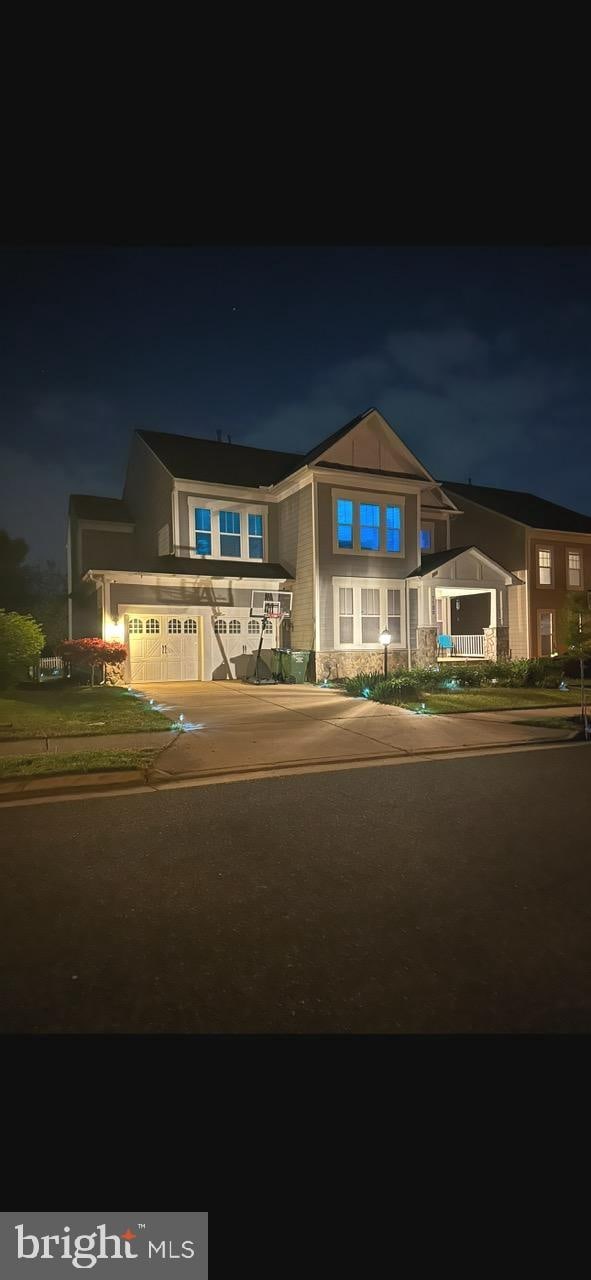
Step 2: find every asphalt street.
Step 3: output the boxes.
[1,744,590,1033]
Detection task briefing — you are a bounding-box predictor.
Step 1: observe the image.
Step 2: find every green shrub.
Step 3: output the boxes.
[342,671,386,697]
[370,678,422,704]
[0,609,45,689]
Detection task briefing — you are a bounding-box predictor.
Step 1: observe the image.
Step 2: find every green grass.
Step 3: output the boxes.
[0,748,158,780]
[404,687,591,715]
[0,686,171,740]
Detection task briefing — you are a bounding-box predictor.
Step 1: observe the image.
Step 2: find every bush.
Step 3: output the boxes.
[342,671,389,697]
[58,638,127,686]
[0,609,45,689]
[369,678,423,704]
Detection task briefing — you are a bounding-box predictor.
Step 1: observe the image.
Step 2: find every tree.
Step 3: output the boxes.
[27,560,68,653]
[0,609,45,689]
[558,591,591,729]
[0,530,31,612]
[58,637,127,686]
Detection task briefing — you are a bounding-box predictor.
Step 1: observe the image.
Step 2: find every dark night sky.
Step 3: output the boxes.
[2,245,591,567]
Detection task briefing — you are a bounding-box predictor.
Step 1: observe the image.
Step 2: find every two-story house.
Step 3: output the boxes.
[66,408,524,682]
[442,482,591,659]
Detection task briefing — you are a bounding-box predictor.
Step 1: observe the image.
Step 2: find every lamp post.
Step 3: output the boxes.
[379,628,392,679]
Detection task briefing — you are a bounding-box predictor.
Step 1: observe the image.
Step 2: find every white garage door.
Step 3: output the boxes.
[211,613,274,679]
[128,614,200,681]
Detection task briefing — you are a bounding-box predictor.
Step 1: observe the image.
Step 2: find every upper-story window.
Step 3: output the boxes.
[191,502,266,561]
[537,546,553,587]
[334,491,404,557]
[567,549,583,588]
[420,522,435,551]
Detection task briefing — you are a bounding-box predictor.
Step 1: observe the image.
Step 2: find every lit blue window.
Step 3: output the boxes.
[336,499,353,549]
[219,510,241,557]
[420,528,432,551]
[248,513,263,559]
[386,506,401,553]
[195,507,211,555]
[359,503,380,551]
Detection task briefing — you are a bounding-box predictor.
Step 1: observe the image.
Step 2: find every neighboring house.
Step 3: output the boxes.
[66,409,527,683]
[441,481,591,659]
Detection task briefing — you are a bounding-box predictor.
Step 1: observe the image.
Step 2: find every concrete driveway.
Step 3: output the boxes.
[134,681,571,779]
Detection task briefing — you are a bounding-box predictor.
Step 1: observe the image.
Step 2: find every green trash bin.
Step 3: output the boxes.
[284,649,312,684]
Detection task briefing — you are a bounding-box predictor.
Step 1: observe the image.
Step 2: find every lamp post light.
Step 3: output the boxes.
[379,628,392,678]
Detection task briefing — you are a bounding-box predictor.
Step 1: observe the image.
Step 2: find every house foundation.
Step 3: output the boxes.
[315,649,409,682]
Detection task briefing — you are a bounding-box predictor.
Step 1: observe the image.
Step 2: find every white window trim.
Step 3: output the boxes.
[566,547,584,590]
[332,577,407,649]
[332,489,405,558]
[537,607,556,657]
[536,544,554,588]
[187,497,267,563]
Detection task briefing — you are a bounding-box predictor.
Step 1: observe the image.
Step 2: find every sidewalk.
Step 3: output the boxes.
[0,729,174,757]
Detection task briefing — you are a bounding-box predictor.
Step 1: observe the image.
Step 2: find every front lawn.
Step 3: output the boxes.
[0,686,171,740]
[0,747,158,780]
[404,687,591,714]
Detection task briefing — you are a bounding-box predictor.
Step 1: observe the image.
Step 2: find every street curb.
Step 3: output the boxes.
[0,731,582,802]
[144,730,582,787]
[0,768,147,801]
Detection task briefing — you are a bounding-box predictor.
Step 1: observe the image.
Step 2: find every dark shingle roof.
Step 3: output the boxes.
[138,430,304,486]
[443,481,591,534]
[407,547,473,577]
[69,495,132,522]
[83,553,291,580]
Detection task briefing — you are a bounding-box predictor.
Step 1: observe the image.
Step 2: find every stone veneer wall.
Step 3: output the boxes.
[483,626,510,661]
[104,661,127,686]
[315,649,409,681]
[416,626,438,665]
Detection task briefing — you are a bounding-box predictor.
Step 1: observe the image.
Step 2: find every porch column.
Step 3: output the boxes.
[483,625,510,660]
[489,589,497,627]
[416,626,438,665]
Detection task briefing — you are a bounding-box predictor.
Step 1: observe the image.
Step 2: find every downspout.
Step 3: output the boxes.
[406,579,412,668]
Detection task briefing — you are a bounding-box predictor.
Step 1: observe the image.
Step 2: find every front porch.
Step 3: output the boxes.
[410,546,518,666]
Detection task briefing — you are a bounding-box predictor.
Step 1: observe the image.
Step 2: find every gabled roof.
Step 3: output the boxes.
[138,429,304,487]
[443,481,591,534]
[407,545,519,582]
[298,410,372,466]
[69,494,133,522]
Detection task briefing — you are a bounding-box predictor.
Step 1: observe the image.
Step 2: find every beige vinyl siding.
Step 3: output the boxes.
[277,486,315,649]
[507,582,528,658]
[79,528,134,573]
[123,434,174,557]
[447,491,526,574]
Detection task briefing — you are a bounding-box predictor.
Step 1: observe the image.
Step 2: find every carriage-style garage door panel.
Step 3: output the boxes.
[128,614,200,681]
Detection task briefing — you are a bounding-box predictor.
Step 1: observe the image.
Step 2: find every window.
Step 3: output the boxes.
[336,498,354,550]
[195,508,212,556]
[538,609,555,657]
[145,618,160,634]
[263,618,273,633]
[537,547,553,586]
[248,513,263,559]
[334,581,406,648]
[129,618,143,634]
[248,618,260,634]
[184,618,198,634]
[387,589,401,643]
[214,618,227,634]
[219,510,241,557]
[568,550,583,588]
[339,587,354,644]
[359,503,380,551]
[192,503,265,560]
[229,619,241,634]
[386,506,401,553]
[334,493,404,556]
[168,618,182,633]
[361,588,380,643]
[420,524,434,551]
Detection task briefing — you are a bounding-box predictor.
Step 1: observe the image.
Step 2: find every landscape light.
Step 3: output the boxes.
[362,687,370,698]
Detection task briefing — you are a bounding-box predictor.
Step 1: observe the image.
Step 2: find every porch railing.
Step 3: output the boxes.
[449,634,484,657]
[28,656,66,680]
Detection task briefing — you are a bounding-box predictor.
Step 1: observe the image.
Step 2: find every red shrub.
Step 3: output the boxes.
[58,637,127,684]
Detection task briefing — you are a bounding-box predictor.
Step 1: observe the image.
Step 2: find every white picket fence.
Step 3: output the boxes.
[29,656,66,679]
[450,634,485,657]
